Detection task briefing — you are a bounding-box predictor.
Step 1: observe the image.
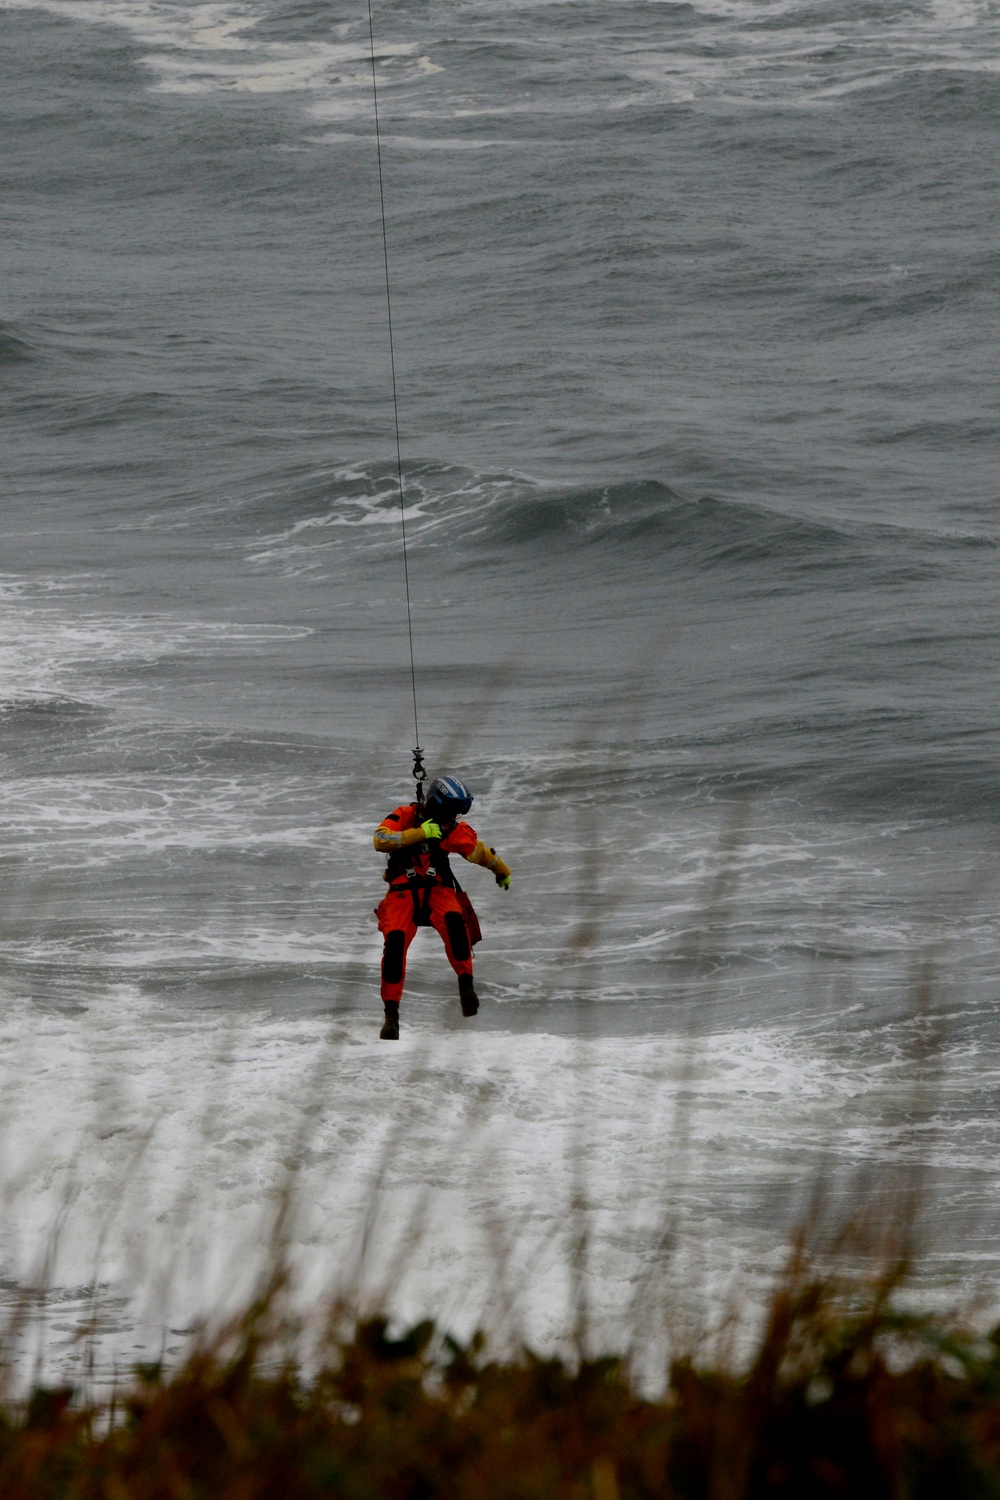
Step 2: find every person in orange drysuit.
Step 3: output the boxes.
[373,774,511,1039]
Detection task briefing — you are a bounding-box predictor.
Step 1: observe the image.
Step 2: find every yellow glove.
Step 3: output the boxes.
[496,872,511,890]
[420,820,442,840]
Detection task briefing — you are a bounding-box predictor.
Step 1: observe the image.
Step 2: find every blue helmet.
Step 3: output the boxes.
[424,775,473,822]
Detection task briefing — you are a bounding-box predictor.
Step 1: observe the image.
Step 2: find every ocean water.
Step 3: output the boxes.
[1,0,999,1378]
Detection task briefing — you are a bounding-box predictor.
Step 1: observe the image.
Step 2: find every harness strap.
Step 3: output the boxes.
[387,852,456,891]
[412,883,432,926]
[388,874,438,892]
[388,874,439,931]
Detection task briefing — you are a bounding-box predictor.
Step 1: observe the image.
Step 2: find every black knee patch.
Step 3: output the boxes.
[382,930,405,985]
[445,911,471,963]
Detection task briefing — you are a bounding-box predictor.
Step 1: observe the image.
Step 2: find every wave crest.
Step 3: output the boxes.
[488,481,855,571]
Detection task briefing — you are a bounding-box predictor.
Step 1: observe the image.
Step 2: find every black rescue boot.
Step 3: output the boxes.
[379,1000,400,1040]
[458,973,479,1017]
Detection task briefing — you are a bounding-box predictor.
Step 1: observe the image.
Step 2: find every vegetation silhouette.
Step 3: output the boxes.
[3,1222,1000,1498]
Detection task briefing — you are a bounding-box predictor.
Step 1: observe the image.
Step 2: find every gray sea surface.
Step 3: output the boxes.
[1,0,999,1379]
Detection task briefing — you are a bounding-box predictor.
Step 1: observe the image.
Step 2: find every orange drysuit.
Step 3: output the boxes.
[374,802,509,1004]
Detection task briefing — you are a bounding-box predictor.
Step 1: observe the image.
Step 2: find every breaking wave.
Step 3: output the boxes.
[240,463,998,590]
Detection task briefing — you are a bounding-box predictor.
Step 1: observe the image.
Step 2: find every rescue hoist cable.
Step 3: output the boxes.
[366,0,426,808]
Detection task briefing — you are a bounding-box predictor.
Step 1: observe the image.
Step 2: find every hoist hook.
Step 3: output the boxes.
[412,745,427,809]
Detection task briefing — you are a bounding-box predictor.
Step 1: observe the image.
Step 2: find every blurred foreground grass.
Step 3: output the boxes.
[0,804,991,1495]
[3,1229,1000,1499]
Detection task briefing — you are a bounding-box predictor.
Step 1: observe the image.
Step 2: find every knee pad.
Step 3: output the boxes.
[444,911,471,963]
[382,930,406,985]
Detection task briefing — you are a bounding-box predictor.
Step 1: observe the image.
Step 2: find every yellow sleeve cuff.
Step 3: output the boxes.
[469,841,510,879]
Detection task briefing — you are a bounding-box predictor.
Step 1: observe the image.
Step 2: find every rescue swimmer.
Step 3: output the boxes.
[373,775,511,1039]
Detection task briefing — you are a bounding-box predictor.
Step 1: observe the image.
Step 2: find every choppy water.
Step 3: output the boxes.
[1,0,999,1379]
